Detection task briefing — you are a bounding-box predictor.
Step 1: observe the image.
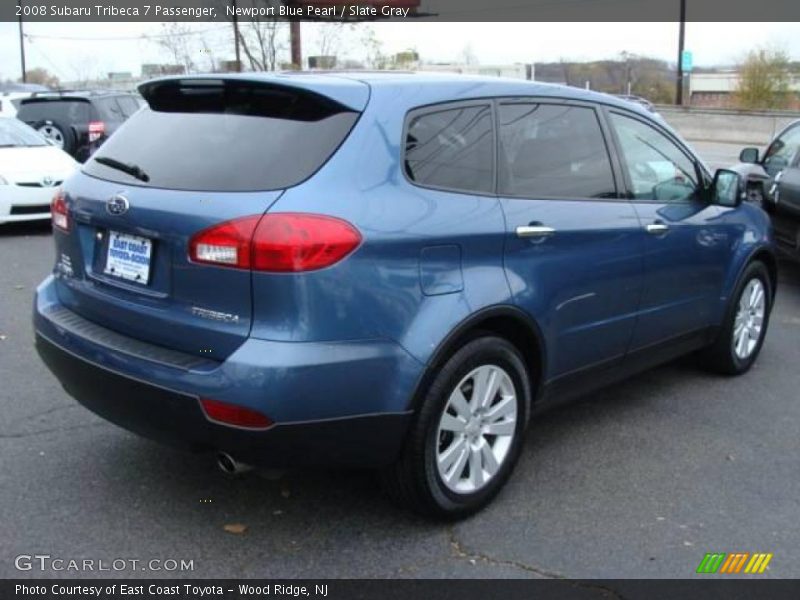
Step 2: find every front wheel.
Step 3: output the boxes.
[699,261,772,375]
[382,336,531,519]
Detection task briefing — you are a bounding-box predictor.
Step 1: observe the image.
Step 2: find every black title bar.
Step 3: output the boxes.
[5,579,800,600]
[3,0,800,22]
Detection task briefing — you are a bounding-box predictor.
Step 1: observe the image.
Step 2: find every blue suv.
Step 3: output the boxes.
[34,73,776,517]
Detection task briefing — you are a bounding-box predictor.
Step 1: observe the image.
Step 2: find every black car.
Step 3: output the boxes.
[733,119,800,259]
[15,91,142,162]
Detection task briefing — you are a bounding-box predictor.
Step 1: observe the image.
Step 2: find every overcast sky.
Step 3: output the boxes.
[0,21,798,82]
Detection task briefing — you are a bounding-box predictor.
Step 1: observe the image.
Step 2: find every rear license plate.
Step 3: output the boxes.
[104,230,152,284]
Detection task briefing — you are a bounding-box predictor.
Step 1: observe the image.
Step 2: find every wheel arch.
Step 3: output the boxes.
[721,244,778,322]
[749,246,778,303]
[407,305,546,412]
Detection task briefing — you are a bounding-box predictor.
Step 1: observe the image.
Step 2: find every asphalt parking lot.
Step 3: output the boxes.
[1,144,799,579]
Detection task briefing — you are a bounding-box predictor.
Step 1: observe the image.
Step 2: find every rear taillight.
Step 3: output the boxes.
[51,189,69,232]
[200,398,273,429]
[88,120,105,143]
[189,215,260,269]
[189,213,361,272]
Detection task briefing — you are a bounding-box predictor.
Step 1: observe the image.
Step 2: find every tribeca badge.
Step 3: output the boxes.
[696,552,773,574]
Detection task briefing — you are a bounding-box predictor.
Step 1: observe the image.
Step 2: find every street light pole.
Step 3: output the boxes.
[17,0,27,82]
[676,0,686,105]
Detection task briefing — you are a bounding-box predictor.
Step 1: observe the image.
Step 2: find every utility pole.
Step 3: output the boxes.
[676,0,686,105]
[230,0,242,71]
[290,20,302,68]
[17,0,27,82]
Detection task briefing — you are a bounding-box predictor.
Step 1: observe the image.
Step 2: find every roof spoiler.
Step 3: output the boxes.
[138,74,369,113]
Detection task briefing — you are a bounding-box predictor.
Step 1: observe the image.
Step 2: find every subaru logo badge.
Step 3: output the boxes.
[106,194,129,216]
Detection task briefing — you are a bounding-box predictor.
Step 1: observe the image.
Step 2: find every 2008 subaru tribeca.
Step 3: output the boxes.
[34,73,776,518]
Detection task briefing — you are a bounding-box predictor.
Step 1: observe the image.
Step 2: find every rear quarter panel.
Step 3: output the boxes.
[251,83,514,368]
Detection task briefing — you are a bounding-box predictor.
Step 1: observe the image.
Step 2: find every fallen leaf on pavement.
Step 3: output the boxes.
[223,523,247,534]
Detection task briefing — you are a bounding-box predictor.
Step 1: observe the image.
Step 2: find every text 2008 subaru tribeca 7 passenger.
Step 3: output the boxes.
[34,73,776,517]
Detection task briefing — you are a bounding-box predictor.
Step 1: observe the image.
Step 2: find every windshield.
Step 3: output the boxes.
[0,117,47,147]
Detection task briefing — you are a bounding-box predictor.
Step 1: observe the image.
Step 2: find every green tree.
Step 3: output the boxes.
[735,46,791,110]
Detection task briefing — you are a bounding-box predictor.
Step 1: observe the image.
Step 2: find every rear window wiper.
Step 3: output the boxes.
[93,156,150,183]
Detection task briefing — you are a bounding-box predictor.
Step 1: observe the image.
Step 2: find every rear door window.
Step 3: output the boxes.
[497,103,616,199]
[116,96,141,118]
[82,81,360,192]
[404,104,494,194]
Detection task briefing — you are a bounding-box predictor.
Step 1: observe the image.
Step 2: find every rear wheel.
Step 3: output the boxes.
[699,261,772,375]
[35,120,75,155]
[382,336,531,518]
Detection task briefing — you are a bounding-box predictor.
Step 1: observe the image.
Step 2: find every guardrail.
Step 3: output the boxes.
[656,105,800,145]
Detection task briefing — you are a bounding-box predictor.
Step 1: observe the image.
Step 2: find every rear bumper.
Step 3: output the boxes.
[33,276,420,468]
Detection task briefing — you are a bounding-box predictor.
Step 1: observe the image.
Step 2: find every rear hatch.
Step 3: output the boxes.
[52,76,366,362]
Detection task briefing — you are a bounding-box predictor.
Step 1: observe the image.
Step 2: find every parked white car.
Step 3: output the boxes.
[0,92,33,117]
[0,116,78,224]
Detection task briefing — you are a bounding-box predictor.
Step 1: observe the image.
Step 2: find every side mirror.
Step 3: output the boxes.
[712,169,745,207]
[739,147,759,163]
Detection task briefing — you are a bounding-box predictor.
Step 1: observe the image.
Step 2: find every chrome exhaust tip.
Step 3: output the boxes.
[216,452,252,475]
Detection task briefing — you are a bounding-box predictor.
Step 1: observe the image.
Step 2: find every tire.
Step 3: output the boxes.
[382,335,531,519]
[35,120,76,155]
[698,261,772,375]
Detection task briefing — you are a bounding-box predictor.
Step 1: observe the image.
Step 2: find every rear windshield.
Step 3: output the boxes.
[17,99,91,124]
[82,80,360,192]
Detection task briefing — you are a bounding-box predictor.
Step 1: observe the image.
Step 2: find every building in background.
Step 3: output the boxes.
[417,63,533,80]
[689,71,800,109]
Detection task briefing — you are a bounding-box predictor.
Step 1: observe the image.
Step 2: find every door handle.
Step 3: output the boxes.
[516,225,556,239]
[645,222,669,235]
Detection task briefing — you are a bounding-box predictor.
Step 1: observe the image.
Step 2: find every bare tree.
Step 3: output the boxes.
[238,20,287,71]
[361,25,388,69]
[147,23,199,74]
[459,43,478,66]
[313,22,356,59]
[69,54,102,88]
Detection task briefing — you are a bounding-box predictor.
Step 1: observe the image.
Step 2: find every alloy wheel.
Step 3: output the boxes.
[435,364,518,494]
[38,125,64,148]
[732,278,766,360]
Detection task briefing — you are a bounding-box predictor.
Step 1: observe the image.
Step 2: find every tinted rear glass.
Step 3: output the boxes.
[17,99,91,125]
[82,80,359,192]
[404,104,493,194]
